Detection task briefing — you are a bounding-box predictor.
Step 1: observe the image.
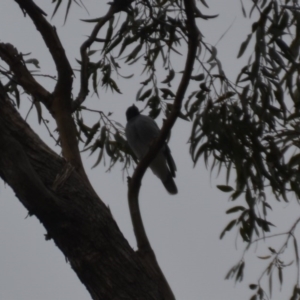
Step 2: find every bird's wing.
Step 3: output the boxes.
[125,111,178,194]
[126,114,177,177]
[134,115,160,143]
[125,115,160,158]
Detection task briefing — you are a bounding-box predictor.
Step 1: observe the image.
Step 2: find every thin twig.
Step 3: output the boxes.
[0,43,51,107]
[73,2,134,110]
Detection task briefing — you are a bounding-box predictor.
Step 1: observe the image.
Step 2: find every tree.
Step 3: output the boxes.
[0,0,300,299]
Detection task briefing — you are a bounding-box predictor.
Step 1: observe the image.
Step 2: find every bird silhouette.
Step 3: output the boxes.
[125,105,178,194]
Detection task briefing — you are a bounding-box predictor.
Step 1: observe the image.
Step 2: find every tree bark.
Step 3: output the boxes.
[0,89,164,299]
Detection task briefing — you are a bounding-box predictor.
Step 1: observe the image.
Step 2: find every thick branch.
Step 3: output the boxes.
[13,1,92,187]
[128,0,199,298]
[0,89,164,300]
[14,0,73,98]
[129,0,199,250]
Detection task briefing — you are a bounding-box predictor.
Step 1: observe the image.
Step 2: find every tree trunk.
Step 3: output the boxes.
[0,89,164,299]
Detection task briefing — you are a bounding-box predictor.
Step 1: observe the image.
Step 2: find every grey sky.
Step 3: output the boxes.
[0,1,299,299]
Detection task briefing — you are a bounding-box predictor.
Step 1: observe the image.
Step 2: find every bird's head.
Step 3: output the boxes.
[126,105,140,121]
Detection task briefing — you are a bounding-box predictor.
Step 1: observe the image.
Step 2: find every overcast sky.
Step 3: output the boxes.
[1,1,300,300]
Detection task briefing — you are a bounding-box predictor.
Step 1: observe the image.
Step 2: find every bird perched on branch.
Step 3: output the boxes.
[125,105,178,195]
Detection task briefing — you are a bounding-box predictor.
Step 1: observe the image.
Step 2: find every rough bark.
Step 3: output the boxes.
[0,90,164,299]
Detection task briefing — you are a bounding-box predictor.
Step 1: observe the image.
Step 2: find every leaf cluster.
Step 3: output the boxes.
[75,108,137,173]
[188,0,300,244]
[71,0,205,168]
[80,0,193,116]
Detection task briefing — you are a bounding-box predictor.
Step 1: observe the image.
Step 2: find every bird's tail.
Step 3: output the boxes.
[162,175,178,195]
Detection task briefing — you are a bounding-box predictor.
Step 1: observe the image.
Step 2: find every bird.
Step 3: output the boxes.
[125,105,178,194]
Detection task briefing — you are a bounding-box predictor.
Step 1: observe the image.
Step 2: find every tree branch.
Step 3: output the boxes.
[73,6,116,110]
[127,0,200,299]
[13,0,93,187]
[129,0,199,251]
[0,88,165,300]
[73,1,134,110]
[14,0,73,98]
